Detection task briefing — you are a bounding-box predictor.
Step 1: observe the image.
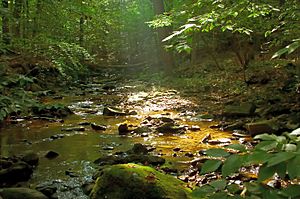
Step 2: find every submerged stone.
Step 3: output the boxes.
[0,161,33,186]
[103,107,126,116]
[156,123,186,134]
[61,126,85,132]
[90,164,192,199]
[22,151,39,167]
[91,123,107,131]
[45,151,59,159]
[0,188,47,199]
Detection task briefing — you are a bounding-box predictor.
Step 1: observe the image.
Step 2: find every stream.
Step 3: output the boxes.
[0,74,235,198]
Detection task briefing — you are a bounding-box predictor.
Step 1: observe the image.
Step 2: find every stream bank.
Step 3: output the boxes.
[0,61,299,198]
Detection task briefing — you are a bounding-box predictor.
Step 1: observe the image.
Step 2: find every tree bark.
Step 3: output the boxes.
[79,0,84,46]
[152,0,174,72]
[2,0,10,44]
[13,0,22,38]
[33,0,42,37]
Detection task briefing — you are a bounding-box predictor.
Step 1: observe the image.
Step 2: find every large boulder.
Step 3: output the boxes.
[245,119,279,136]
[0,188,47,199]
[90,164,192,199]
[223,103,256,117]
[0,161,33,186]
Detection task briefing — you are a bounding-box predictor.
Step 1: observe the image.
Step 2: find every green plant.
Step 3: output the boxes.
[47,41,93,80]
[193,129,300,198]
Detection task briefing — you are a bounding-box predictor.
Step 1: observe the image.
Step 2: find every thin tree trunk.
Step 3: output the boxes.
[13,0,22,38]
[33,0,42,37]
[152,0,174,72]
[79,0,84,46]
[2,0,10,44]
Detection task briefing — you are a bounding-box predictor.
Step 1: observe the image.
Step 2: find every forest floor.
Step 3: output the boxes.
[0,56,300,198]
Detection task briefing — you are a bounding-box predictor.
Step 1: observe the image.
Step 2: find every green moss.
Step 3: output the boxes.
[90,163,192,199]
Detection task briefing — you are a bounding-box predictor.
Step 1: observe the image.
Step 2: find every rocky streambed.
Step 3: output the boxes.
[0,71,299,198]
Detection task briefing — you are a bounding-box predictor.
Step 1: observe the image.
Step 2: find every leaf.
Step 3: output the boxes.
[254,141,278,151]
[200,159,222,174]
[279,185,300,198]
[267,152,295,167]
[206,148,230,157]
[209,192,228,199]
[222,154,244,177]
[287,155,300,179]
[191,185,215,198]
[258,164,275,182]
[284,144,297,152]
[225,144,246,152]
[274,162,287,179]
[210,179,227,190]
[254,134,278,141]
[272,40,300,59]
[290,128,300,136]
[227,184,241,194]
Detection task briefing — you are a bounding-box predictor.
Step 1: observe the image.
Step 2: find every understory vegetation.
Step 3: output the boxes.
[0,0,300,198]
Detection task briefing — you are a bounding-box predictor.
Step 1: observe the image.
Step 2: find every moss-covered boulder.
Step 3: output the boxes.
[90,163,192,199]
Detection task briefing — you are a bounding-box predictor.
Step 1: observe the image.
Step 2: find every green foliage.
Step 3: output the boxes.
[149,0,300,60]
[47,41,93,79]
[196,129,300,198]
[0,71,38,122]
[272,39,300,59]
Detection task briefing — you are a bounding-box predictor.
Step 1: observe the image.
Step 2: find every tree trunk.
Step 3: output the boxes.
[152,0,174,72]
[79,16,84,46]
[13,0,22,38]
[2,0,10,44]
[33,0,42,37]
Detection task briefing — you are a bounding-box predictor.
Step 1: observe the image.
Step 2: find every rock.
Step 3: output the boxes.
[127,143,148,155]
[173,147,181,152]
[50,134,65,140]
[133,126,152,134]
[102,84,116,90]
[94,153,165,167]
[208,138,231,145]
[128,110,138,115]
[156,123,185,134]
[245,119,279,136]
[82,182,95,195]
[188,125,200,131]
[32,104,72,118]
[223,103,256,117]
[36,185,57,199]
[61,126,85,132]
[89,164,191,199]
[65,170,78,177]
[0,162,33,186]
[22,151,39,166]
[223,121,245,131]
[195,114,214,121]
[0,188,47,199]
[185,152,194,158]
[78,121,91,126]
[45,151,59,159]
[118,124,130,135]
[103,107,126,116]
[102,146,114,151]
[160,117,175,123]
[200,134,211,143]
[91,123,107,131]
[0,160,13,169]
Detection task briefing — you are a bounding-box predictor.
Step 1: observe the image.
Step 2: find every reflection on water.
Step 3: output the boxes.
[0,88,233,198]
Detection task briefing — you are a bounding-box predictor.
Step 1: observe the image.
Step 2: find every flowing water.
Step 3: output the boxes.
[0,76,234,198]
